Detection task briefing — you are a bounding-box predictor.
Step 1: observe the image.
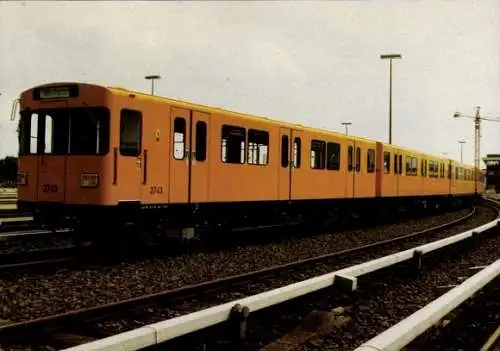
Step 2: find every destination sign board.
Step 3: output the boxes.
[33,85,79,100]
[40,87,70,99]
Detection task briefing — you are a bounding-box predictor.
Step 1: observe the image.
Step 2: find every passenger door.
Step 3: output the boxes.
[345,140,355,198]
[189,111,210,203]
[169,107,190,204]
[289,129,305,200]
[278,127,291,200]
[375,142,383,197]
[117,109,143,202]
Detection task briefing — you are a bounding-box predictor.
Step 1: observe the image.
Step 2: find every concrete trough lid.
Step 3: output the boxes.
[354,258,500,351]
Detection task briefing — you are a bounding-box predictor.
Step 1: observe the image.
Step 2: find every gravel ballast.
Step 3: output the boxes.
[0,206,494,324]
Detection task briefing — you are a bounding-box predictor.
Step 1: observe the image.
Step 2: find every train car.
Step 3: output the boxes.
[14,82,482,244]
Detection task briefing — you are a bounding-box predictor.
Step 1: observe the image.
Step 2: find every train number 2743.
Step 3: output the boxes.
[150,186,164,195]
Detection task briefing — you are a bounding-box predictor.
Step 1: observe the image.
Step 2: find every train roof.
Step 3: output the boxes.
[22,82,476,169]
[108,86,462,163]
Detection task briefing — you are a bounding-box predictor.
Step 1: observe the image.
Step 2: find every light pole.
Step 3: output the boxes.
[145,75,161,95]
[458,139,466,164]
[380,53,402,144]
[341,122,352,135]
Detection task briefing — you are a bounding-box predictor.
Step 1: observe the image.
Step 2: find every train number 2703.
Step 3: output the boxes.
[149,186,164,195]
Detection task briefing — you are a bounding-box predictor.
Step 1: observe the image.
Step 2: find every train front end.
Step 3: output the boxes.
[15,83,112,232]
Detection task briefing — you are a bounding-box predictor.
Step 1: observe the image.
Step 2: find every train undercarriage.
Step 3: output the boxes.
[18,194,478,251]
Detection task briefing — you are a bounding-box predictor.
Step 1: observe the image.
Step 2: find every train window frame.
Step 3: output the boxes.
[367,148,375,173]
[348,146,354,172]
[221,124,246,164]
[173,117,186,160]
[355,147,361,172]
[119,109,142,157]
[293,137,301,168]
[247,129,269,166]
[384,151,391,174]
[195,121,207,162]
[281,135,289,168]
[326,142,341,171]
[310,139,326,170]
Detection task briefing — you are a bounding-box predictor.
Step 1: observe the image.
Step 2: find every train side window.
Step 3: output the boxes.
[310,140,326,169]
[281,135,289,168]
[173,117,186,160]
[412,157,418,176]
[120,109,142,157]
[221,125,245,164]
[399,155,403,174]
[248,129,269,165]
[195,121,207,161]
[394,154,398,174]
[293,137,301,168]
[406,156,411,175]
[367,148,375,173]
[326,142,341,170]
[348,146,353,172]
[384,151,390,174]
[355,147,361,172]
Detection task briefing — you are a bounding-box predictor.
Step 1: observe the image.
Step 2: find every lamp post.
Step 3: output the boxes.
[341,122,352,135]
[380,53,402,144]
[458,139,466,164]
[145,75,161,95]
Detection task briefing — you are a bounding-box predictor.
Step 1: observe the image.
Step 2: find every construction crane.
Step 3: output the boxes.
[453,106,500,193]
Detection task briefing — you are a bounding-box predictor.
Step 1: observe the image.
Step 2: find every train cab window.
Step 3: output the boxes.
[221,125,245,164]
[367,149,375,173]
[281,135,289,168]
[384,151,390,174]
[195,121,207,161]
[310,140,326,169]
[355,147,361,172]
[20,108,110,156]
[348,146,354,172]
[173,117,186,160]
[293,137,301,168]
[248,129,269,165]
[326,142,341,170]
[30,113,38,154]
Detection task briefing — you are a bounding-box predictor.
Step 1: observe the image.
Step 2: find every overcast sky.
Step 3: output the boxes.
[1,0,499,165]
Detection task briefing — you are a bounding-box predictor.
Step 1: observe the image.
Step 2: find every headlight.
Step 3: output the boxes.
[17,172,27,186]
[80,173,99,188]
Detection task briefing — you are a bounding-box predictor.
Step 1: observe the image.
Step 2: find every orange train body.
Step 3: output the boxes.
[15,82,483,239]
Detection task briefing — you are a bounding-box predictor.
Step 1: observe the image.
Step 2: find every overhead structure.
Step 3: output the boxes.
[453,106,500,193]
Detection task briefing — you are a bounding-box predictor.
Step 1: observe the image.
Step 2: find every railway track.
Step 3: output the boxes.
[0,228,76,274]
[0,202,496,350]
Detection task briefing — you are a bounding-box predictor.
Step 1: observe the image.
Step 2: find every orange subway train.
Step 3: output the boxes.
[14,82,483,243]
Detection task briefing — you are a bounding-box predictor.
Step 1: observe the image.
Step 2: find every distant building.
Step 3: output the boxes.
[483,154,500,191]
